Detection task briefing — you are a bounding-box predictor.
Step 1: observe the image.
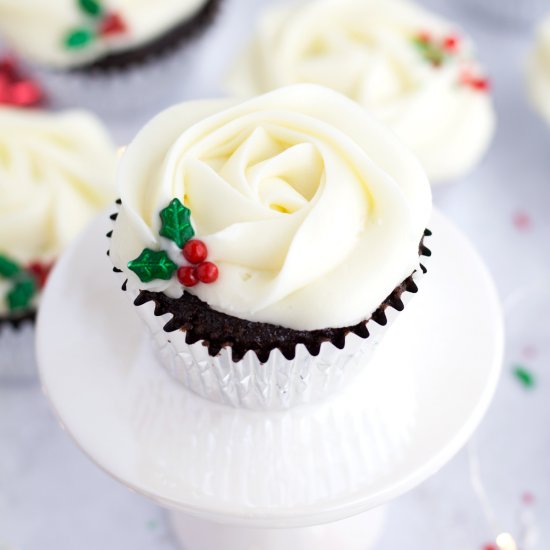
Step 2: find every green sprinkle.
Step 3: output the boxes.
[159,198,195,248]
[0,255,21,279]
[7,277,36,312]
[146,519,159,531]
[513,365,536,389]
[128,249,177,283]
[78,0,103,17]
[65,28,95,49]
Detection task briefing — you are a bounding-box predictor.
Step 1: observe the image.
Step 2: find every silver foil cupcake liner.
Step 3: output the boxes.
[128,267,425,411]
[0,319,37,383]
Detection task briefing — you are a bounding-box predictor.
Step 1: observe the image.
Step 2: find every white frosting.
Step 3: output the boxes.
[528,16,550,127]
[227,0,496,183]
[111,85,432,331]
[0,0,210,68]
[0,107,116,315]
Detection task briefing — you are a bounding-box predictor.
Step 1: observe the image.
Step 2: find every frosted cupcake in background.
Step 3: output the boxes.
[227,0,496,184]
[0,108,116,380]
[527,16,550,128]
[0,0,221,115]
[109,84,432,410]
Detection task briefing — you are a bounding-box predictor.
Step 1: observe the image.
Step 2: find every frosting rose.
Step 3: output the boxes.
[111,85,431,331]
[0,107,116,273]
[0,0,211,68]
[528,16,550,127]
[227,0,496,184]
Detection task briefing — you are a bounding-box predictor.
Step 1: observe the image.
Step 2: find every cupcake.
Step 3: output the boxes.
[0,107,116,379]
[227,0,496,184]
[0,0,221,114]
[109,84,432,409]
[527,15,550,127]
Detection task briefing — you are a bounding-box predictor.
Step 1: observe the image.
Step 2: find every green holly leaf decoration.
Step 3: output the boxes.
[78,0,104,17]
[412,36,446,66]
[65,28,95,49]
[159,198,195,248]
[7,278,36,313]
[0,255,21,279]
[128,249,177,283]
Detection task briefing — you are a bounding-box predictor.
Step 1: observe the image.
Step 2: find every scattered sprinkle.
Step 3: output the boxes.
[146,519,159,531]
[522,345,538,361]
[513,365,536,389]
[512,211,532,231]
[522,491,535,505]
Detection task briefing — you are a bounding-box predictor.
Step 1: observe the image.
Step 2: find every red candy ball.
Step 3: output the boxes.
[442,34,459,52]
[196,262,218,284]
[182,239,208,264]
[177,266,198,287]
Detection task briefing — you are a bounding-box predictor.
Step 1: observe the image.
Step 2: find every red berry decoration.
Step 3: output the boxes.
[442,34,459,52]
[27,261,53,289]
[182,239,208,264]
[0,55,45,108]
[177,266,198,287]
[196,262,219,284]
[99,12,127,37]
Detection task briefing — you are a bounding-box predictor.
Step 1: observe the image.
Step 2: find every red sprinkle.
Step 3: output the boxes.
[483,545,498,550]
[196,262,219,284]
[27,261,53,289]
[513,210,532,231]
[522,491,535,505]
[177,266,198,287]
[99,12,128,37]
[182,239,208,265]
[10,80,43,107]
[443,34,460,52]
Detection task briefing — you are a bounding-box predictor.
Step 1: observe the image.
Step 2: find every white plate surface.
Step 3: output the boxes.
[36,208,503,528]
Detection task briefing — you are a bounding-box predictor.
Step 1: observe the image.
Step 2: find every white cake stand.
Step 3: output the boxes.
[36,208,503,550]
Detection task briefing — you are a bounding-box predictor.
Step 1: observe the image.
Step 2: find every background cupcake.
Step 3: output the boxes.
[227,0,496,184]
[109,84,432,410]
[0,0,221,115]
[527,15,550,127]
[0,107,116,380]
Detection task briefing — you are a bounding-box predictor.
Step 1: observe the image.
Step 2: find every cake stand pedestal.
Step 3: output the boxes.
[36,209,503,550]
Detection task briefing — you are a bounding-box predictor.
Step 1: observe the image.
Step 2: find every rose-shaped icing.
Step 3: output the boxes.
[227,0,496,184]
[0,0,211,69]
[528,16,550,127]
[111,85,431,331]
[0,107,116,307]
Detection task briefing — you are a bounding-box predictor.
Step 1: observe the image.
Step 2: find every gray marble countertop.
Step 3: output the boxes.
[1,0,549,548]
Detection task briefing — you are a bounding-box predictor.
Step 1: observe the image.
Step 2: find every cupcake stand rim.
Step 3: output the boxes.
[36,207,503,534]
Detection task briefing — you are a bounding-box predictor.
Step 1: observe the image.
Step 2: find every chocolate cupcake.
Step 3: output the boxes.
[109,84,432,409]
[0,107,116,379]
[227,0,496,185]
[0,0,221,114]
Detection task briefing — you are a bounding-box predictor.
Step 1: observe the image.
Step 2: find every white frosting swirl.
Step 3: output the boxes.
[111,85,431,331]
[0,0,211,68]
[528,16,550,127]
[0,107,116,315]
[227,0,496,183]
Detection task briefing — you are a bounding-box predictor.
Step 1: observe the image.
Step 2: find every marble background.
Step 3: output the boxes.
[1,0,549,548]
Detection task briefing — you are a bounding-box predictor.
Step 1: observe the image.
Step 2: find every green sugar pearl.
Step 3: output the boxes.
[65,28,95,49]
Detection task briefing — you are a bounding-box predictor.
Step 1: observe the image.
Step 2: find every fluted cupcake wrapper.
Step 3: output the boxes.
[127,267,425,410]
[0,317,37,382]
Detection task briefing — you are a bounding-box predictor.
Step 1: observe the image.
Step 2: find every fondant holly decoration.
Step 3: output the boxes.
[0,55,45,108]
[412,31,457,67]
[127,249,177,283]
[412,31,490,93]
[159,198,195,248]
[0,254,52,314]
[127,199,219,287]
[65,0,127,50]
